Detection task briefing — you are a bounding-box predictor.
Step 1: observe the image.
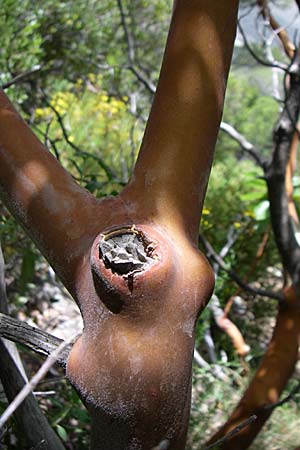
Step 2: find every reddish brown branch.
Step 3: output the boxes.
[257,0,295,59]
[265,52,300,287]
[122,0,239,242]
[206,286,300,450]
[224,228,271,317]
[285,128,299,224]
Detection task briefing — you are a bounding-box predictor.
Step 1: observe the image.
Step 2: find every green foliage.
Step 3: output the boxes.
[221,74,279,154]
[188,369,300,450]
[0,0,297,448]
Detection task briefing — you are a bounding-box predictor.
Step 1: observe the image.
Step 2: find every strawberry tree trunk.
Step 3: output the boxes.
[0,1,238,449]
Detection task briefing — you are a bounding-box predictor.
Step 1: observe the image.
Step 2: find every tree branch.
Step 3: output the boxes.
[257,0,295,59]
[0,340,66,450]
[116,0,156,95]
[205,286,300,449]
[0,313,71,366]
[41,92,120,183]
[1,66,42,90]
[238,21,288,72]
[265,51,300,286]
[0,89,98,298]
[203,415,257,450]
[0,332,78,431]
[123,0,239,241]
[264,379,300,411]
[199,233,283,301]
[0,243,66,450]
[220,121,265,168]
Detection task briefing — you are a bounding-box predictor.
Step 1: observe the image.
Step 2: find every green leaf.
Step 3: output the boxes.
[254,200,269,221]
[240,191,266,202]
[56,424,68,442]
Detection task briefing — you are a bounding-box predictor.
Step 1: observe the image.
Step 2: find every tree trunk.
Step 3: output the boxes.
[0,1,239,448]
[206,286,300,449]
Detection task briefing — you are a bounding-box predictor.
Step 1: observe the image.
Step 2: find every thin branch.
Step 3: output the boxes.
[0,332,78,430]
[193,348,210,370]
[238,21,288,72]
[224,227,271,316]
[1,66,41,90]
[257,0,295,59]
[0,313,72,366]
[208,227,250,357]
[199,234,284,301]
[41,91,120,183]
[0,243,66,450]
[213,224,244,276]
[193,346,229,381]
[116,0,156,95]
[203,415,257,450]
[264,379,300,411]
[129,66,156,95]
[0,243,28,379]
[220,121,265,168]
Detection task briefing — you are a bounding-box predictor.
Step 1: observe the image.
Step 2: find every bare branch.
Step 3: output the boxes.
[220,121,265,168]
[210,295,250,357]
[0,242,28,379]
[203,415,257,450]
[0,244,66,450]
[41,92,120,183]
[193,348,210,370]
[199,234,284,302]
[238,21,288,71]
[193,347,228,381]
[0,340,66,450]
[1,66,41,90]
[117,0,156,94]
[0,313,71,366]
[207,227,250,357]
[257,0,295,59]
[0,332,78,430]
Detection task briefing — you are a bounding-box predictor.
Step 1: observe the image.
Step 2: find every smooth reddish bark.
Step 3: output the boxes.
[206,287,300,449]
[0,1,239,448]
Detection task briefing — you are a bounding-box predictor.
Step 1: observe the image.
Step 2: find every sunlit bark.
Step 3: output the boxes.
[0,1,239,449]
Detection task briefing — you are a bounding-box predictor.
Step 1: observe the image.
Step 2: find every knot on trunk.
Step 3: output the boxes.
[99,227,155,275]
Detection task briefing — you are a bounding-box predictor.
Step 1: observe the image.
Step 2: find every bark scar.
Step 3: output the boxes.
[98,226,156,276]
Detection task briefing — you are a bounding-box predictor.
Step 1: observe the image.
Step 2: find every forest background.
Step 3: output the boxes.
[1,0,300,448]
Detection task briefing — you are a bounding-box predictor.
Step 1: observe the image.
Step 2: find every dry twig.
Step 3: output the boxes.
[0,332,78,430]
